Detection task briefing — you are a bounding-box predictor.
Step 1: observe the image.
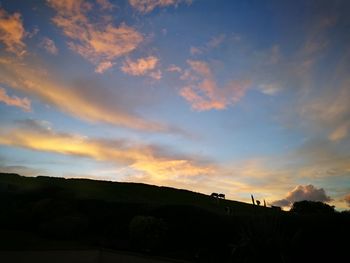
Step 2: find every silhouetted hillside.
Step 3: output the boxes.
[0,173,349,263]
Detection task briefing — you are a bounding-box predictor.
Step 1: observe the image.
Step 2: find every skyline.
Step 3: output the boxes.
[0,0,350,210]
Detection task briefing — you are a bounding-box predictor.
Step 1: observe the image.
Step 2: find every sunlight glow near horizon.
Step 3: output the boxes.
[0,0,349,210]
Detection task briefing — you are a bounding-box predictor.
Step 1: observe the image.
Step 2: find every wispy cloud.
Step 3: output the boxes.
[40,37,58,55]
[0,87,31,112]
[96,0,114,10]
[129,0,191,13]
[299,76,350,142]
[0,56,178,133]
[95,61,114,73]
[167,64,182,73]
[121,56,161,79]
[190,34,226,56]
[180,60,251,111]
[0,8,26,56]
[292,139,350,179]
[0,120,214,181]
[47,0,143,73]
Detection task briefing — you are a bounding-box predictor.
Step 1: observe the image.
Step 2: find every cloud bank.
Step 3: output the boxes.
[0,120,214,181]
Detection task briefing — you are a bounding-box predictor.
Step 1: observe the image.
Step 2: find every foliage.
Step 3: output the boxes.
[290,200,335,215]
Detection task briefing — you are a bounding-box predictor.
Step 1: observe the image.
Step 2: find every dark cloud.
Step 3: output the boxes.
[272,184,332,207]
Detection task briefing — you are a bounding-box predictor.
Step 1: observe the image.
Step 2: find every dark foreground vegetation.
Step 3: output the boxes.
[0,173,349,262]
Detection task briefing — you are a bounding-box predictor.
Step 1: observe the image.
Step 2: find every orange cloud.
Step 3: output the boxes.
[180,60,251,111]
[0,87,31,112]
[121,56,160,79]
[0,56,174,133]
[0,121,213,181]
[0,8,26,56]
[129,0,191,13]
[47,0,143,73]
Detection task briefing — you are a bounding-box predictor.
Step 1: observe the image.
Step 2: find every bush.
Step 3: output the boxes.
[290,201,335,215]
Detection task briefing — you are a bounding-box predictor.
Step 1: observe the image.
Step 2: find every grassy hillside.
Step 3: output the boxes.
[0,172,264,215]
[0,173,348,263]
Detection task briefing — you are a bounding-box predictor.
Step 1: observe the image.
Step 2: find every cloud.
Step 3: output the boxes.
[0,120,214,181]
[258,83,281,95]
[167,64,182,73]
[40,37,58,55]
[96,0,114,10]
[121,56,161,79]
[344,194,350,207]
[95,61,114,73]
[0,8,26,56]
[329,122,349,142]
[190,34,226,56]
[47,0,143,73]
[0,87,31,112]
[129,0,191,13]
[180,60,251,111]
[272,185,332,207]
[293,139,350,179]
[190,46,202,55]
[0,56,178,133]
[299,77,350,141]
[207,34,226,49]
[149,70,162,80]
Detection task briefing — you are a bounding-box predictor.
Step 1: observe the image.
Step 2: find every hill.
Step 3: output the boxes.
[0,172,265,215]
[0,173,348,263]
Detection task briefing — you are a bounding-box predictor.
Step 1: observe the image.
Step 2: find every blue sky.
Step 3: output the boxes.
[0,0,350,209]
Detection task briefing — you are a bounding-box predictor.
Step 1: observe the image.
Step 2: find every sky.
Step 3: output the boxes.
[0,0,350,210]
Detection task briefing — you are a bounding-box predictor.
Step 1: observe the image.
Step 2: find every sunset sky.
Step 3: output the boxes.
[0,0,349,210]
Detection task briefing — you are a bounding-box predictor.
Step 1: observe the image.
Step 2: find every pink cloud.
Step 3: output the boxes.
[0,87,31,112]
[180,60,251,111]
[121,56,160,79]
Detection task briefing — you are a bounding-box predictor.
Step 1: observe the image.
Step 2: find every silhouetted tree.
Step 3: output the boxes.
[290,200,335,215]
